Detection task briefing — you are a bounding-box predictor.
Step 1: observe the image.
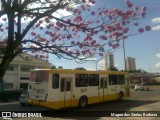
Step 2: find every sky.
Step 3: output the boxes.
[48,0,160,73]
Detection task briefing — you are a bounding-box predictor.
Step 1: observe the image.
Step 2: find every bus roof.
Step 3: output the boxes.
[31,69,128,75]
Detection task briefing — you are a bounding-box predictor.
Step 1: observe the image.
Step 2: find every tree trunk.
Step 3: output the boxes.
[0,54,14,81]
[0,11,15,81]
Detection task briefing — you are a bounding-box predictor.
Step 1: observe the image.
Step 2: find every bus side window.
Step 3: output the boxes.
[60,79,65,92]
[100,79,103,88]
[66,79,71,91]
[109,74,117,85]
[75,74,88,87]
[52,74,59,89]
[117,75,125,84]
[105,78,107,88]
[89,74,99,86]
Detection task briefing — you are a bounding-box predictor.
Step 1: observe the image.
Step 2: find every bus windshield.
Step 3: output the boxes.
[30,70,49,83]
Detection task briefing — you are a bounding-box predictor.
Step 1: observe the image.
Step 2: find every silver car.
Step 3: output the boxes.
[135,83,150,91]
[19,91,28,106]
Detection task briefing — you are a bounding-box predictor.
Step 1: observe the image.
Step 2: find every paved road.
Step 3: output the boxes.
[0,86,160,120]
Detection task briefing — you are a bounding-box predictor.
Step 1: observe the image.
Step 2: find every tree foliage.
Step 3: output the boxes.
[0,0,153,79]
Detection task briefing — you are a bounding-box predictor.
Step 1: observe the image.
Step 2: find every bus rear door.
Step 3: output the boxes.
[60,77,72,108]
[100,77,108,102]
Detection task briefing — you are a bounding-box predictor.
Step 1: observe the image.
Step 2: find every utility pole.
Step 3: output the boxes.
[123,39,126,71]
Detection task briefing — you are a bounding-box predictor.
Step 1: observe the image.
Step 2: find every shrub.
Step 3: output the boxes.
[0,91,22,102]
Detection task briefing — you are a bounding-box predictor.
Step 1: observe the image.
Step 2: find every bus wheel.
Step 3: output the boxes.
[20,102,26,106]
[79,96,88,108]
[118,92,124,100]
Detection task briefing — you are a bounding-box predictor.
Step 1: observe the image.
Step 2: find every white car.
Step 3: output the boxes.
[19,91,28,106]
[135,83,150,91]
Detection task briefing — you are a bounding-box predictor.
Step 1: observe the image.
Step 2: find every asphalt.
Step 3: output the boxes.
[0,86,160,120]
[0,102,160,120]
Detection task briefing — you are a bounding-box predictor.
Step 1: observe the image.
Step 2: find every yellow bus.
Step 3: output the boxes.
[27,69,130,109]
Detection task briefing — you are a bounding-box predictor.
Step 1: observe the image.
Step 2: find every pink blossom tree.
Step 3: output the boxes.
[0,0,152,80]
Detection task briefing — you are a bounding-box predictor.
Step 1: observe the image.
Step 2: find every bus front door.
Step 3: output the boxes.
[60,78,72,108]
[100,77,108,102]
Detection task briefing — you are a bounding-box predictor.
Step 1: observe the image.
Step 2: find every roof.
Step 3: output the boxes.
[32,69,128,75]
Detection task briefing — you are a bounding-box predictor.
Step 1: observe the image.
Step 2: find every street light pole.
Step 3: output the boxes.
[123,39,126,71]
[96,61,98,71]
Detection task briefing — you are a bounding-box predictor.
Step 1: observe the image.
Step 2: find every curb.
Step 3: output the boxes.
[0,102,19,106]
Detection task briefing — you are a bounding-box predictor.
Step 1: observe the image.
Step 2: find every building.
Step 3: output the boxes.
[1,53,51,91]
[129,72,155,85]
[153,74,160,83]
[105,53,114,70]
[125,57,136,71]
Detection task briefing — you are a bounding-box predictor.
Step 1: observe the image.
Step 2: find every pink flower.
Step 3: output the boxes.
[76,51,80,56]
[91,40,96,45]
[134,22,139,26]
[0,29,4,32]
[99,53,103,56]
[91,11,95,15]
[134,6,139,11]
[67,34,72,39]
[76,16,82,22]
[140,11,146,18]
[123,27,129,33]
[31,32,37,36]
[67,19,71,23]
[145,26,151,31]
[40,27,43,30]
[82,51,86,55]
[125,0,130,5]
[45,18,50,23]
[112,44,117,49]
[81,5,85,11]
[142,6,147,11]
[79,44,83,49]
[123,36,128,40]
[2,18,7,21]
[138,28,144,33]
[91,0,96,4]
[127,3,133,8]
[71,41,75,45]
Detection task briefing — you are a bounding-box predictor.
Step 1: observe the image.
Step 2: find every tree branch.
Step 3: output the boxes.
[21,3,68,40]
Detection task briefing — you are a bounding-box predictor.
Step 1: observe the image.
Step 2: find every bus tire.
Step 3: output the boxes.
[79,96,88,108]
[20,102,26,106]
[118,92,124,100]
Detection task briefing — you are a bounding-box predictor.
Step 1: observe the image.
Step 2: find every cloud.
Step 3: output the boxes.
[152,17,160,31]
[155,53,160,68]
[53,9,72,19]
[152,25,160,31]
[156,53,160,59]
[86,67,96,71]
[98,59,105,65]
[155,63,160,68]
[152,17,160,23]
[0,15,8,24]
[115,64,118,67]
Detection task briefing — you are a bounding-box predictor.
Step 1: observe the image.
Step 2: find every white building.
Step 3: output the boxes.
[1,53,51,91]
[125,57,136,71]
[105,53,114,70]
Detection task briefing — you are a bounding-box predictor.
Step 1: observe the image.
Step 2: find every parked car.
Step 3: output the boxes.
[19,91,28,106]
[135,83,150,91]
